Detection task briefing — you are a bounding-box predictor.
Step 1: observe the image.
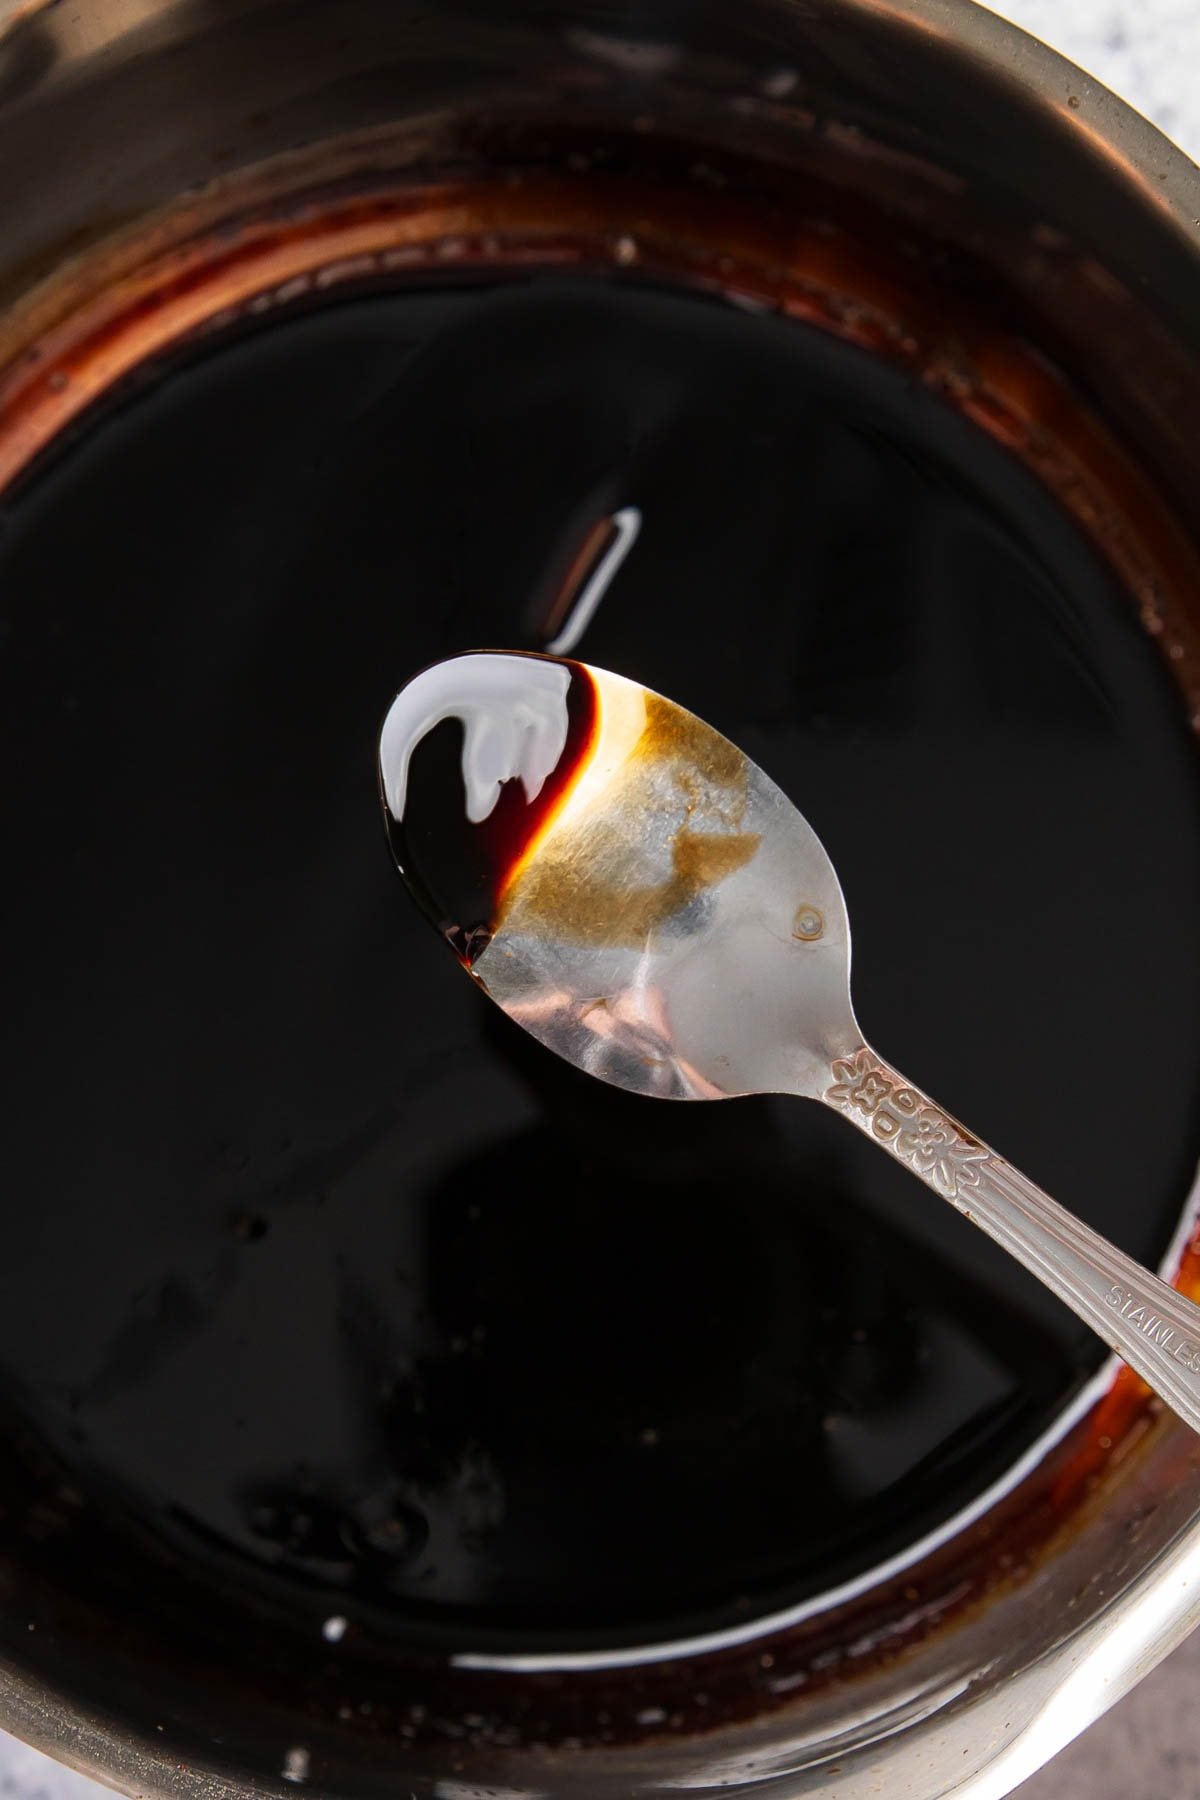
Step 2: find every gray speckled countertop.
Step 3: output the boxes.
[992,0,1200,159]
[0,4,1196,1799]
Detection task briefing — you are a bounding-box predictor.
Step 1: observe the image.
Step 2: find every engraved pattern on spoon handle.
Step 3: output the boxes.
[821,1045,1200,1437]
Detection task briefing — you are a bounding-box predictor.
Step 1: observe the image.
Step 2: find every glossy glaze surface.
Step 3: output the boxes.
[1,277,1199,1656]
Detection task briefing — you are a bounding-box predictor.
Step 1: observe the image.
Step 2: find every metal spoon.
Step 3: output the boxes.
[380,650,1200,1434]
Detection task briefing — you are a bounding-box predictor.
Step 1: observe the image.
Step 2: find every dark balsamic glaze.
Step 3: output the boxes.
[0,276,1199,1670]
[380,652,597,964]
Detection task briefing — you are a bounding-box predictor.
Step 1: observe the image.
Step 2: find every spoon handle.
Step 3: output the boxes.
[821,1044,1200,1435]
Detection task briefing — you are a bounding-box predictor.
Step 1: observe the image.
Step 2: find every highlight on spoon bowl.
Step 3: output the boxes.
[379,651,601,965]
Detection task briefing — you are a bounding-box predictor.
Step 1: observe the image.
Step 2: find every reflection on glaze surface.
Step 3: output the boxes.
[546,505,641,655]
[380,653,598,963]
[380,652,572,825]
